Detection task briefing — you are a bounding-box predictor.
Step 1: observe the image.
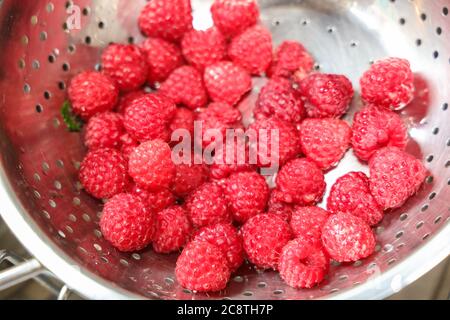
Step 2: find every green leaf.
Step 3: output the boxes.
[61,100,83,132]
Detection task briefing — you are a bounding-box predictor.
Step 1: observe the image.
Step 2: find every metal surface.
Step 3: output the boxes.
[0,0,449,300]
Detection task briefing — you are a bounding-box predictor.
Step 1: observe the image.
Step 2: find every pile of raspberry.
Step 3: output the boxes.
[68,0,427,293]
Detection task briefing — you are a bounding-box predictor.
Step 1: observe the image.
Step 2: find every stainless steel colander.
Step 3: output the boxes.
[0,0,449,300]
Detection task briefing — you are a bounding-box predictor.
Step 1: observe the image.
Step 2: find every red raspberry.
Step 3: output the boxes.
[196,102,243,148]
[290,206,330,246]
[124,94,175,142]
[211,0,259,38]
[84,112,124,150]
[360,57,414,110]
[129,140,176,191]
[140,38,184,85]
[321,212,376,262]
[369,147,427,210]
[275,158,326,206]
[204,61,252,106]
[171,159,209,197]
[249,117,301,168]
[159,66,208,109]
[100,193,154,252]
[153,206,192,253]
[79,148,128,199]
[170,107,195,136]
[268,41,314,81]
[228,25,272,75]
[327,172,383,226]
[138,0,192,42]
[255,78,305,127]
[298,73,354,118]
[176,240,230,292]
[132,184,176,213]
[192,223,244,272]
[210,138,256,180]
[119,133,139,160]
[267,191,295,222]
[279,237,329,289]
[116,90,146,114]
[300,118,352,170]
[223,171,269,223]
[185,182,231,228]
[68,71,118,120]
[181,27,227,71]
[241,213,292,269]
[101,44,148,92]
[351,105,408,162]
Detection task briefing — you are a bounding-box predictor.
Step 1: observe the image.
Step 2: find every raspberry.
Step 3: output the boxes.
[159,66,208,109]
[223,171,270,223]
[140,38,184,85]
[170,107,195,136]
[249,117,301,168]
[68,71,118,120]
[351,105,408,162]
[255,78,305,126]
[129,140,176,191]
[241,214,292,269]
[327,172,383,226]
[185,182,231,228]
[211,0,260,38]
[360,57,414,110]
[171,159,209,197]
[268,41,314,81]
[192,223,244,272]
[100,193,154,252]
[124,94,175,142]
[119,133,139,160]
[84,112,124,150]
[116,90,146,114]
[300,118,352,170]
[275,158,326,206]
[79,148,128,199]
[267,191,295,222]
[138,0,192,42]
[153,206,192,253]
[369,147,427,210]
[101,44,148,92]
[298,73,354,118]
[228,25,272,75]
[290,207,330,246]
[176,240,230,292]
[204,61,252,106]
[131,184,176,213]
[321,212,376,262]
[181,27,227,71]
[196,102,243,148]
[279,237,329,289]
[210,138,256,180]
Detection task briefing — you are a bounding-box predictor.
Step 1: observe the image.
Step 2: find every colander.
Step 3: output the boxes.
[0,0,449,300]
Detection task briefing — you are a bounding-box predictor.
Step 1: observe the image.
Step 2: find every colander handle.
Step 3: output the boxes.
[0,249,66,296]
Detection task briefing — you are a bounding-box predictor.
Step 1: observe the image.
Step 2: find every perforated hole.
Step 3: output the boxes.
[436,27,442,35]
[85,36,92,45]
[273,289,284,295]
[257,282,267,288]
[416,38,422,46]
[420,13,427,21]
[444,7,449,16]
[443,103,448,111]
[32,60,40,69]
[44,91,51,100]
[399,18,406,25]
[62,62,70,72]
[40,31,48,41]
[49,199,56,208]
[46,2,54,12]
[433,51,439,59]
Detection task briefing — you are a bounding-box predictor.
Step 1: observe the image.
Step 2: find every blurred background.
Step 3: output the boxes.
[0,216,448,300]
